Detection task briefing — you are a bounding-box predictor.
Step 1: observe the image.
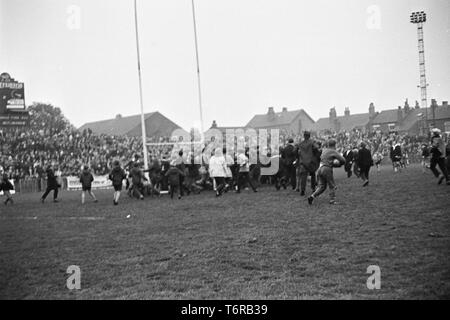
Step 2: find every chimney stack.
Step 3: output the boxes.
[397,106,403,122]
[431,99,438,112]
[369,103,376,118]
[267,107,276,121]
[404,98,410,113]
[282,107,288,113]
[430,99,438,125]
[211,120,217,128]
[329,107,337,123]
[344,107,350,117]
[444,101,449,113]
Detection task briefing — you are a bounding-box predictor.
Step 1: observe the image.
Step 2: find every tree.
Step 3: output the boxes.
[27,103,74,134]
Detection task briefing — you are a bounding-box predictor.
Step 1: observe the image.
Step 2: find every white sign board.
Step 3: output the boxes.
[66,175,113,191]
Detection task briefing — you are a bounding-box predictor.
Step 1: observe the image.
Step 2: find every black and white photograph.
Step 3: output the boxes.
[1,0,450,305]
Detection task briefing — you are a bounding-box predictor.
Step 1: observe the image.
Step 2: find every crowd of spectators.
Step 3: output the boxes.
[1,107,447,183]
[0,126,178,182]
[0,127,143,179]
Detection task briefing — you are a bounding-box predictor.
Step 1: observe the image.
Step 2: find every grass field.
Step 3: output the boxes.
[1,163,449,299]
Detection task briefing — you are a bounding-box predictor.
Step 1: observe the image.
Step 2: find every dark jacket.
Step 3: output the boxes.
[422,146,430,158]
[46,168,58,188]
[146,159,162,183]
[0,173,14,191]
[282,144,297,166]
[344,149,354,171]
[390,145,402,161]
[357,148,373,168]
[79,169,94,188]
[165,166,184,186]
[129,167,144,185]
[344,149,354,162]
[431,136,445,159]
[298,139,319,172]
[109,166,126,186]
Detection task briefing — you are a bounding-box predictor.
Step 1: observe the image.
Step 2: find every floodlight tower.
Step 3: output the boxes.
[410,11,429,131]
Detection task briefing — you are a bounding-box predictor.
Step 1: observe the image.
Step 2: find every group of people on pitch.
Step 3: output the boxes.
[3,128,449,206]
[0,132,371,206]
[381,128,450,185]
[279,131,374,205]
[104,147,259,203]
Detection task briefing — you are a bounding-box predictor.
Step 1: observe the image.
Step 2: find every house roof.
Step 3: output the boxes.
[213,126,245,130]
[337,113,371,131]
[313,113,370,132]
[371,109,399,124]
[246,109,314,128]
[428,105,450,120]
[370,106,450,131]
[313,118,333,132]
[396,108,425,131]
[79,112,157,136]
[206,126,246,135]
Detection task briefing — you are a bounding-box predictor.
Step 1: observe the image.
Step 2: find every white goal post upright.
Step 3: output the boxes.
[133,0,149,176]
[191,0,205,143]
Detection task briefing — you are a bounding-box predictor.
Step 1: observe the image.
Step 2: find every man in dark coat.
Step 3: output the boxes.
[176,149,189,196]
[129,162,145,199]
[297,131,319,196]
[352,145,360,177]
[356,142,373,187]
[281,138,297,190]
[429,128,449,185]
[390,143,403,172]
[41,165,59,203]
[1,171,14,205]
[343,145,354,178]
[165,159,185,199]
[146,156,163,195]
[446,140,450,174]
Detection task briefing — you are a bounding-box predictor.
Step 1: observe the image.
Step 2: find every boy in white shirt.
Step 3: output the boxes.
[236,148,257,193]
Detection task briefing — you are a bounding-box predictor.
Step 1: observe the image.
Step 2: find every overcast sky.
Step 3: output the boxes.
[1,0,449,131]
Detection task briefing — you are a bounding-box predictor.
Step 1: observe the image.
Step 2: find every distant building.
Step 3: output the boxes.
[370,99,419,134]
[370,99,450,135]
[245,107,315,135]
[204,120,246,144]
[199,99,450,140]
[207,120,245,135]
[427,99,450,134]
[79,112,183,138]
[313,103,377,134]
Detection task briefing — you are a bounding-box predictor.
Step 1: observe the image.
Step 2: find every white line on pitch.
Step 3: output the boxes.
[0,216,106,220]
